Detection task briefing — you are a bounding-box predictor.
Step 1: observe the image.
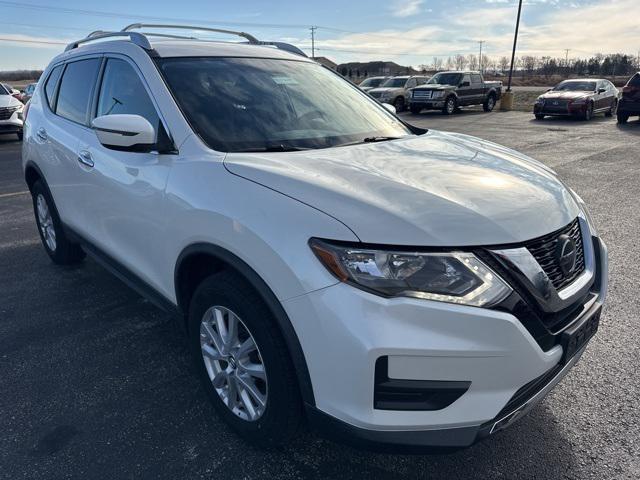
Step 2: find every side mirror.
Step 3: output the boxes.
[598,88,606,94]
[92,114,156,152]
[460,81,470,87]
[546,88,553,92]
[382,102,397,114]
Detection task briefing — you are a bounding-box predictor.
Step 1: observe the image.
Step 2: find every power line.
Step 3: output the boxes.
[0,37,66,45]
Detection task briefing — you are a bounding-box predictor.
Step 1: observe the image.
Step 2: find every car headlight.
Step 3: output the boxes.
[309,239,512,307]
[535,97,544,105]
[567,187,598,235]
[432,91,444,98]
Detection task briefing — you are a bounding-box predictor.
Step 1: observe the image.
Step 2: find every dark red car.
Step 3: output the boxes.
[617,73,640,124]
[533,79,618,121]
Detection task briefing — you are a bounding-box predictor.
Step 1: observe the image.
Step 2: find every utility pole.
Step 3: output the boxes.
[564,49,570,68]
[507,0,523,92]
[310,26,317,59]
[478,40,484,73]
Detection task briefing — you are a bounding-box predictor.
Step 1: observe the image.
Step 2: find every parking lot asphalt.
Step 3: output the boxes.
[1,111,639,479]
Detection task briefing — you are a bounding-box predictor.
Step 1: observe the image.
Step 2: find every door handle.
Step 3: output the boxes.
[36,127,47,142]
[78,150,94,168]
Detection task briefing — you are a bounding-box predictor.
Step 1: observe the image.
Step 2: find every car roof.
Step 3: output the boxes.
[558,78,601,82]
[56,37,312,64]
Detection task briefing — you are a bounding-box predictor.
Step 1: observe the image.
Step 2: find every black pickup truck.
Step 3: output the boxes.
[409,71,502,115]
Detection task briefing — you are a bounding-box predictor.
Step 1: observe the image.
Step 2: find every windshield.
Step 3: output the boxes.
[553,81,596,92]
[360,77,385,88]
[427,73,462,86]
[159,58,412,152]
[0,84,8,95]
[381,78,407,88]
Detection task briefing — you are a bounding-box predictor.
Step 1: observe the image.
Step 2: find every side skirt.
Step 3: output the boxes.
[64,225,183,318]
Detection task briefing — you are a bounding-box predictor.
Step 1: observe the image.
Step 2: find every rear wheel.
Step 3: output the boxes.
[31,180,85,265]
[188,272,303,447]
[442,96,456,115]
[535,114,545,120]
[483,94,496,112]
[617,112,629,124]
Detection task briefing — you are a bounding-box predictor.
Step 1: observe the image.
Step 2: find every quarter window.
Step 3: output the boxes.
[56,58,101,124]
[96,58,160,136]
[471,74,482,84]
[44,65,63,110]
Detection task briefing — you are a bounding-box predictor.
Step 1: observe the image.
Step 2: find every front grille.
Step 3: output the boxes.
[0,106,18,120]
[413,90,433,99]
[542,99,569,112]
[525,218,585,291]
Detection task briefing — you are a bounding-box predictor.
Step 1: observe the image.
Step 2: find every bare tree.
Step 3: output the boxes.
[432,57,444,72]
[454,54,466,70]
[467,54,478,71]
[499,56,510,73]
[446,56,455,70]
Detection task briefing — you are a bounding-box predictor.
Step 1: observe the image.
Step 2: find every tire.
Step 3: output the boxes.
[605,100,617,117]
[535,114,545,120]
[410,105,422,114]
[483,94,496,112]
[393,96,405,112]
[31,180,85,265]
[442,96,456,115]
[617,113,629,124]
[582,102,594,121]
[188,272,303,448]
[17,130,23,141]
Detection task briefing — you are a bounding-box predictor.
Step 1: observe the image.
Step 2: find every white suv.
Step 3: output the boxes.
[22,25,607,451]
[0,82,24,140]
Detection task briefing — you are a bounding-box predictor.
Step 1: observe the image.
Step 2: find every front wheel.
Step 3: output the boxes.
[617,112,629,124]
[483,94,496,112]
[189,272,303,448]
[31,180,85,265]
[582,103,594,121]
[442,96,456,115]
[393,96,405,112]
[410,105,422,114]
[535,114,545,120]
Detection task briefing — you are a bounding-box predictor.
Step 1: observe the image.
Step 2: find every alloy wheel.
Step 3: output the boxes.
[36,194,56,252]
[200,306,268,421]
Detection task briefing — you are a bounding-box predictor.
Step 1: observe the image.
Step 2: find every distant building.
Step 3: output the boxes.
[313,56,338,71]
[337,61,419,79]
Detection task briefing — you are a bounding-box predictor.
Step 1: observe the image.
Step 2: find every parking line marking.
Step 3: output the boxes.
[0,190,29,199]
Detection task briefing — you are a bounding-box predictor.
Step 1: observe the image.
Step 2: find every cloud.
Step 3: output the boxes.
[391,0,424,18]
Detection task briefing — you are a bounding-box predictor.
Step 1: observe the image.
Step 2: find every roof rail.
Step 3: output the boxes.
[65,24,307,57]
[65,31,152,52]
[122,23,260,44]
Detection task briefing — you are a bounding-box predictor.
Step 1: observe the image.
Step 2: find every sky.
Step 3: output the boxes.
[0,0,639,70]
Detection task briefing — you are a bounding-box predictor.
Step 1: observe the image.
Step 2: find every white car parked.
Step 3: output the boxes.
[0,83,24,140]
[23,25,607,451]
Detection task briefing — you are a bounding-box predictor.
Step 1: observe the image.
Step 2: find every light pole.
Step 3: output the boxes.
[478,40,484,74]
[310,26,317,59]
[507,0,523,92]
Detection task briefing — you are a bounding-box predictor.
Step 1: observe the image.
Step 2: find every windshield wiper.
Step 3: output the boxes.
[363,136,402,143]
[235,144,310,152]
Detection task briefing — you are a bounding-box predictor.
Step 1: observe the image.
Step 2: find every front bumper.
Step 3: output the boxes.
[0,114,24,134]
[534,102,588,116]
[284,234,607,450]
[410,100,445,110]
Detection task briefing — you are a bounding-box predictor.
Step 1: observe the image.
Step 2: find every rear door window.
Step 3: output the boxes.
[44,65,63,110]
[56,58,101,124]
[471,74,482,84]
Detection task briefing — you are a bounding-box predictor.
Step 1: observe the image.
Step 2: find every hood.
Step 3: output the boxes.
[368,87,401,94]
[224,131,579,246]
[0,94,22,108]
[414,84,454,90]
[540,90,592,100]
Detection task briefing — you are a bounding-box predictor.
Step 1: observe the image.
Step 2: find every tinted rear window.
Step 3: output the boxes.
[56,58,101,124]
[44,65,63,109]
